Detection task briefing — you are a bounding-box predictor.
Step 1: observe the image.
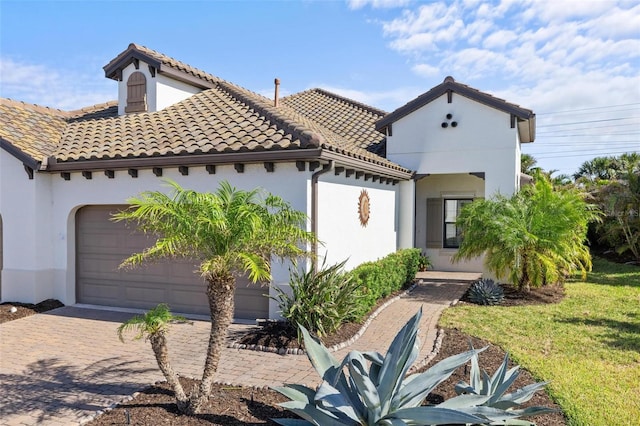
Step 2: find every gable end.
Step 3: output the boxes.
[376,76,535,143]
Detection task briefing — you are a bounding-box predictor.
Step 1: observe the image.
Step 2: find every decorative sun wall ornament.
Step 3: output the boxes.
[358,189,370,227]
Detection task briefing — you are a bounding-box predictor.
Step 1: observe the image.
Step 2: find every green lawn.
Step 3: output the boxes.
[439,258,640,426]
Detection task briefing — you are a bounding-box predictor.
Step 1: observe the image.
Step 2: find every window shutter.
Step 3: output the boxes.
[426,198,443,248]
[125,72,147,113]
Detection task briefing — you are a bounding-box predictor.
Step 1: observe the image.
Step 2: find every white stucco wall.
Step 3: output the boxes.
[1,161,309,318]
[397,179,415,249]
[117,62,202,115]
[156,74,201,111]
[387,94,521,198]
[0,150,56,303]
[316,173,399,271]
[416,174,485,272]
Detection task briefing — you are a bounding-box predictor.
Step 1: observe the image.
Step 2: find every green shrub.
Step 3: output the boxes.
[271,259,361,337]
[349,248,421,320]
[273,309,554,425]
[418,251,433,271]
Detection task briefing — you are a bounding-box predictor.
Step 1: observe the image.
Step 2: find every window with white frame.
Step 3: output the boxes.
[443,198,472,248]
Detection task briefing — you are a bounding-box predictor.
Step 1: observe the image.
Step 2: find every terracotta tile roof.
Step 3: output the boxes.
[50,81,407,172]
[68,101,118,121]
[282,89,387,155]
[0,99,68,162]
[2,44,410,175]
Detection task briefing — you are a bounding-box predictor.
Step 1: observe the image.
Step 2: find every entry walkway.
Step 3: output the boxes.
[0,275,476,425]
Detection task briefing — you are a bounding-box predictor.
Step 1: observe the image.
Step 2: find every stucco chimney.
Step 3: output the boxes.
[274,78,280,107]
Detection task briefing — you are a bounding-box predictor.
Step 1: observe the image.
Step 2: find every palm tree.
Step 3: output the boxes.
[574,156,619,182]
[453,174,600,291]
[520,153,538,174]
[113,180,315,414]
[117,304,190,410]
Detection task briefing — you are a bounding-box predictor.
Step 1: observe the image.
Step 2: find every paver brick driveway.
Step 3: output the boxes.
[0,276,474,425]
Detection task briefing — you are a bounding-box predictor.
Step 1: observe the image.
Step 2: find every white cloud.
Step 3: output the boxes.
[412,63,439,77]
[354,0,640,174]
[482,29,517,49]
[347,0,410,10]
[0,57,114,110]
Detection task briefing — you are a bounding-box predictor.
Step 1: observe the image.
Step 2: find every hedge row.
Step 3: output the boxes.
[348,248,422,321]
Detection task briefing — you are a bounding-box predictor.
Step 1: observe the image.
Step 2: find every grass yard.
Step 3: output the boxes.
[439,257,640,426]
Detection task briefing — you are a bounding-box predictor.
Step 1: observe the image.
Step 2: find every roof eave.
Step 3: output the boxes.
[0,138,41,170]
[44,148,412,180]
[518,115,536,143]
[103,48,162,81]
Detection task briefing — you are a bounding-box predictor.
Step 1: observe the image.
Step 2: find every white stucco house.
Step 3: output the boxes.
[0,44,535,320]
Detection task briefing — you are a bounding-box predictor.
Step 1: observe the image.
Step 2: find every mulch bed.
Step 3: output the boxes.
[0,299,64,324]
[1,284,568,425]
[235,287,408,351]
[87,283,567,425]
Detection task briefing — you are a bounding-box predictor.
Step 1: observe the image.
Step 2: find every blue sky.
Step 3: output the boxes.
[1,0,638,176]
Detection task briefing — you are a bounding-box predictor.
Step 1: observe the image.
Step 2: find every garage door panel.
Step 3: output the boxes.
[76,205,268,319]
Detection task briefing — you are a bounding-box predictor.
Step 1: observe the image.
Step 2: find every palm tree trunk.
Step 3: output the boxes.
[149,333,189,410]
[187,272,236,414]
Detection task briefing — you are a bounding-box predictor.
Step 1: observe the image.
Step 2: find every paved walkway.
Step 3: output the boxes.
[0,275,475,425]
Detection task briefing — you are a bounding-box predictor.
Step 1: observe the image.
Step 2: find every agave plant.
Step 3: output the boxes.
[467,279,505,306]
[273,309,553,425]
[455,347,552,414]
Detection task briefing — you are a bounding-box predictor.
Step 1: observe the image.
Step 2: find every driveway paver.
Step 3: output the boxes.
[0,276,474,425]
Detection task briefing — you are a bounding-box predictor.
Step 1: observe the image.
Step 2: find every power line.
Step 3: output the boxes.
[537,132,640,138]
[533,150,636,159]
[537,102,640,115]
[537,122,640,133]
[537,117,638,128]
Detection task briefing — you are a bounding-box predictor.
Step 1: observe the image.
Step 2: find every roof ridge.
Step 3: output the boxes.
[447,78,531,113]
[104,43,220,86]
[216,81,326,148]
[215,82,407,170]
[130,43,219,84]
[310,88,388,116]
[67,100,118,117]
[0,98,70,117]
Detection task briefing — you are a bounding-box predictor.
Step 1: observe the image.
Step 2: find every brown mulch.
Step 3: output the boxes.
[236,287,408,351]
[0,299,64,324]
[422,328,567,425]
[0,285,567,425]
[459,282,566,307]
[87,379,297,425]
[87,283,567,425]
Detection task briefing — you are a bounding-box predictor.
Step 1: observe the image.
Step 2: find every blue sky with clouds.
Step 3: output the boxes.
[1,0,638,176]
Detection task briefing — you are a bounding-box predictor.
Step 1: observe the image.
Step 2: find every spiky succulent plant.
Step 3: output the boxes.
[467,279,505,306]
[455,347,553,415]
[272,308,553,425]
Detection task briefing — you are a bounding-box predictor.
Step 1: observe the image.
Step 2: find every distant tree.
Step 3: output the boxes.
[453,173,600,291]
[587,153,640,262]
[549,173,573,187]
[574,156,619,182]
[521,153,538,174]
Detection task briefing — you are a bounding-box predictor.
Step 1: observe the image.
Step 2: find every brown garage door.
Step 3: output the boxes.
[76,205,269,320]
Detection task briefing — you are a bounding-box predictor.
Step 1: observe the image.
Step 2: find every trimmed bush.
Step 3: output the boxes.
[349,248,421,320]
